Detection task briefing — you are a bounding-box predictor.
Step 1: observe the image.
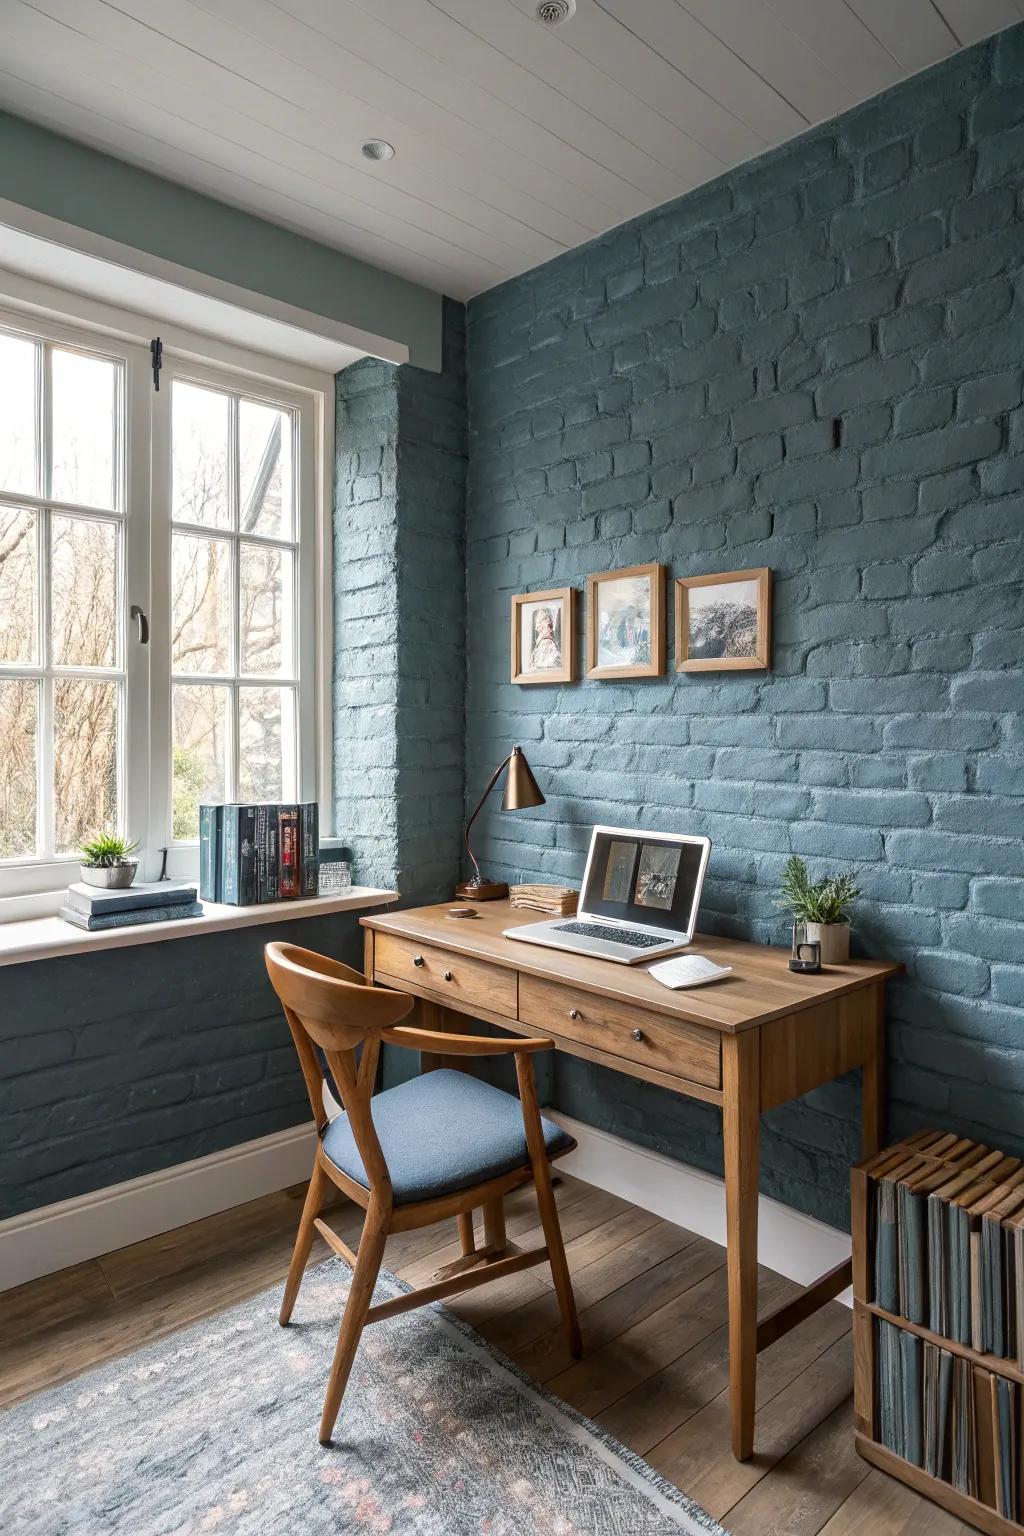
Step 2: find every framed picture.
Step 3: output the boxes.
[586,562,666,680]
[675,567,772,672]
[511,587,576,684]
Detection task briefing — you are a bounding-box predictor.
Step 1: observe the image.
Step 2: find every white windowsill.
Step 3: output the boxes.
[0,887,397,969]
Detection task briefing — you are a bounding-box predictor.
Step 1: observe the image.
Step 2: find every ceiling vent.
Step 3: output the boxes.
[536,0,575,25]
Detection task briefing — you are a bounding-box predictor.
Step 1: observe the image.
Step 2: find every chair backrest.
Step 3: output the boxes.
[265,942,414,1143]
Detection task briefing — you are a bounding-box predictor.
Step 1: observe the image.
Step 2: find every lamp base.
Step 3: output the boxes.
[454,879,508,902]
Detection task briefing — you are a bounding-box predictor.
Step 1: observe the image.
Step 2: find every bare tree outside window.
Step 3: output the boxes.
[0,329,123,861]
[170,379,297,841]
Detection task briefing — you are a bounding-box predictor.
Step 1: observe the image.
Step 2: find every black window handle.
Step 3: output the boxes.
[130,605,149,644]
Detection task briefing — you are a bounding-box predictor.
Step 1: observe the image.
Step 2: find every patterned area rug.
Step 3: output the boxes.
[1,1259,727,1536]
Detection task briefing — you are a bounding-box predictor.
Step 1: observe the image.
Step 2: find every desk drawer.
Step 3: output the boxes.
[519,975,721,1089]
[374,933,516,1016]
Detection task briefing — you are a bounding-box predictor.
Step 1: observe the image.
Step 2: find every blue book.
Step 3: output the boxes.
[300,801,319,897]
[66,880,197,916]
[220,804,257,905]
[199,804,221,902]
[60,902,203,931]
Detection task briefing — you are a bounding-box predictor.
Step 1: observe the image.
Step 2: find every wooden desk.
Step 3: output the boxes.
[361,901,900,1460]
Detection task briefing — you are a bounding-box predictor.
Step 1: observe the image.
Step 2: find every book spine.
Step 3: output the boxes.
[256,807,278,904]
[221,806,240,905]
[199,804,221,903]
[278,805,300,899]
[238,806,257,906]
[60,903,203,930]
[300,801,319,897]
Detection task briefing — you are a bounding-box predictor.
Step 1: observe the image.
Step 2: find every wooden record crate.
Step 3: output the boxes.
[853,1130,1024,1536]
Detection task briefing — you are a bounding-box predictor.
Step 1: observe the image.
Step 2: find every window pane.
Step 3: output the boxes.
[51,348,117,510]
[51,515,117,668]
[0,678,37,857]
[0,508,37,664]
[239,400,292,538]
[173,684,230,841]
[240,542,293,676]
[238,685,295,802]
[172,533,231,674]
[54,677,118,853]
[172,381,229,528]
[0,332,38,496]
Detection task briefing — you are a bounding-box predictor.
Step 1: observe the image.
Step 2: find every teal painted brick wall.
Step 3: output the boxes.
[0,913,363,1220]
[334,299,468,904]
[465,30,1024,1229]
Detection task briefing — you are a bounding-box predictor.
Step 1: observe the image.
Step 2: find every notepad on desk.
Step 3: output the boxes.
[648,954,733,989]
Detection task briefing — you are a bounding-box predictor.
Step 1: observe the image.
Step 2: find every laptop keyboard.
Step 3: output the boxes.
[555,922,666,949]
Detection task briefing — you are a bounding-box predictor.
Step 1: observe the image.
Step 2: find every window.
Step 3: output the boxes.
[0,308,323,897]
[167,375,300,840]
[0,328,127,862]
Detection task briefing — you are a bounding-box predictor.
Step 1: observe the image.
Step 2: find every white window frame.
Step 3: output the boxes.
[151,355,318,881]
[0,278,333,916]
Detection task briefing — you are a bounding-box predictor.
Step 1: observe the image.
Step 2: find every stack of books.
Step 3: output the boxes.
[864,1130,1024,1523]
[200,802,319,906]
[60,881,201,932]
[508,884,579,916]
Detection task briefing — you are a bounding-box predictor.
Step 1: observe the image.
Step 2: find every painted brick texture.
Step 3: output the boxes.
[465,31,1024,1229]
[334,298,467,904]
[0,913,362,1221]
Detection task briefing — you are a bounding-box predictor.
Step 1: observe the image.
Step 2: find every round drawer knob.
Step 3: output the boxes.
[568,1008,581,1020]
[444,970,453,982]
[413,954,424,967]
[631,1028,645,1043]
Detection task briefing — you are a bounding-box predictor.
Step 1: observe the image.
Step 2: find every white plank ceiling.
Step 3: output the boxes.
[0,0,1021,300]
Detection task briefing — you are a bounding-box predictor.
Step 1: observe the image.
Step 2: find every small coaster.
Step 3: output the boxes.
[446,906,478,919]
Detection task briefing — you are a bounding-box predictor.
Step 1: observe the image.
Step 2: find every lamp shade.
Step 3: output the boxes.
[500,746,544,811]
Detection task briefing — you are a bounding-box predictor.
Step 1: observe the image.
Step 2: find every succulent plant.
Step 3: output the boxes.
[79,833,140,869]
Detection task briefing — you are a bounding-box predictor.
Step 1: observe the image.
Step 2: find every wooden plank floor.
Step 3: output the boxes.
[0,1173,983,1535]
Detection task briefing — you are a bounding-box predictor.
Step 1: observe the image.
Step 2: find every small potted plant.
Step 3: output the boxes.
[779,854,860,965]
[79,833,140,890]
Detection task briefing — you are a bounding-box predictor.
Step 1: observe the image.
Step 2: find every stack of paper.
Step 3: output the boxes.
[508,884,579,916]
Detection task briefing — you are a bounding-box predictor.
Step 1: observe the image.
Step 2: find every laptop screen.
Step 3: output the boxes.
[580,827,709,938]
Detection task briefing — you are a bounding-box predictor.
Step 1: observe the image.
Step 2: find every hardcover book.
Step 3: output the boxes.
[60,902,203,931]
[66,880,198,916]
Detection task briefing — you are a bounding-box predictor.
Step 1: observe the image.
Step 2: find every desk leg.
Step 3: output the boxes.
[862,981,886,1160]
[722,1028,761,1462]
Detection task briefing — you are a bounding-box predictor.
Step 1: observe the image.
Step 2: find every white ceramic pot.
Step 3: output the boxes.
[804,920,850,965]
[80,860,138,889]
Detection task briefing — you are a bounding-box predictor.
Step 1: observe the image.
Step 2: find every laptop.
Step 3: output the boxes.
[504,825,711,966]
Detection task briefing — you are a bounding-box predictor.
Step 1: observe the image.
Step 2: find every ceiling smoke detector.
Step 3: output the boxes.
[361,139,395,162]
[536,0,575,25]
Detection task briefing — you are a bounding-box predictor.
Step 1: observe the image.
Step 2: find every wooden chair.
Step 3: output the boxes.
[264,941,582,1444]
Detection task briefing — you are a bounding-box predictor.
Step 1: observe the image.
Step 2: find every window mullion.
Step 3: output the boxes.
[37,344,54,860]
[230,394,241,801]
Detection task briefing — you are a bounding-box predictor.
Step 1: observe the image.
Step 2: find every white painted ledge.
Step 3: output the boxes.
[548,1109,853,1304]
[0,887,397,968]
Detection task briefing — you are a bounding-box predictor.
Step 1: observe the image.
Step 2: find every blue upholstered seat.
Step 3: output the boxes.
[321,1068,574,1206]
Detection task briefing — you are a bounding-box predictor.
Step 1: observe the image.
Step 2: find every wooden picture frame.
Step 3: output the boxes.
[511,587,576,685]
[675,567,773,673]
[586,562,666,680]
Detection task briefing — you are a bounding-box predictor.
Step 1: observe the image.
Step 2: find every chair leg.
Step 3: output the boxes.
[515,1054,582,1359]
[535,1159,582,1357]
[457,1210,476,1256]
[280,1158,330,1326]
[319,1212,388,1445]
[483,1197,507,1255]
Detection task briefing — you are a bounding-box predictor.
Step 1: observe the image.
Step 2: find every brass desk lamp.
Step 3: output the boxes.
[455,745,544,901]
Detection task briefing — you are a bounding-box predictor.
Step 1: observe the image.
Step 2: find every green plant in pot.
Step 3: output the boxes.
[79,833,140,890]
[779,855,860,965]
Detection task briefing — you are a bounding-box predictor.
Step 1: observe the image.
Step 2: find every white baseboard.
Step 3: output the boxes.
[547,1110,852,1303]
[0,1123,317,1292]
